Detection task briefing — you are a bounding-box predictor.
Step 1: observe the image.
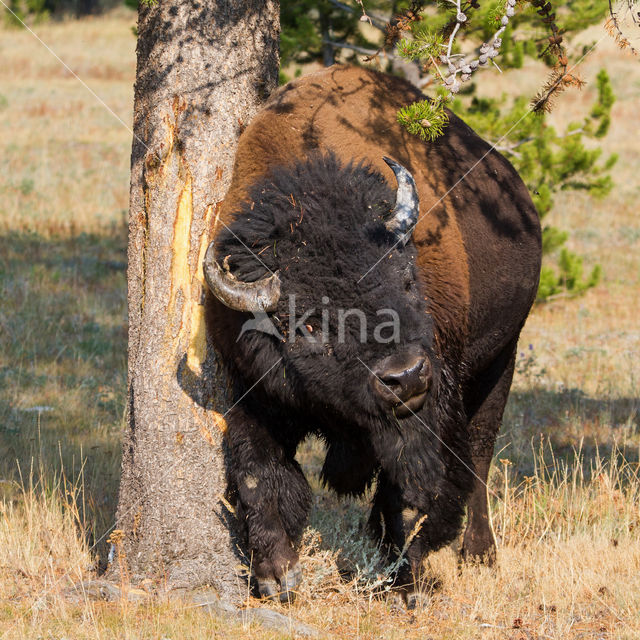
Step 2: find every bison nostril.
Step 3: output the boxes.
[379,372,403,387]
[373,355,430,404]
[378,378,402,399]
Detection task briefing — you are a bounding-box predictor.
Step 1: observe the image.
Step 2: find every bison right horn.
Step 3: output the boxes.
[383,156,420,246]
[203,242,281,313]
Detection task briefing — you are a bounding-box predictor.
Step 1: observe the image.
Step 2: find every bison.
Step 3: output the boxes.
[204,65,541,605]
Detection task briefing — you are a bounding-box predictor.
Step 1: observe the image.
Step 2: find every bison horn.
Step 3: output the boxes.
[383,156,420,246]
[203,242,281,313]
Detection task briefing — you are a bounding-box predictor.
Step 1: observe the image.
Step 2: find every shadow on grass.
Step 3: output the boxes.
[0,227,127,562]
[502,386,639,477]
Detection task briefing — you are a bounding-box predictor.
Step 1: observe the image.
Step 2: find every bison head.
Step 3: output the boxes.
[206,153,443,432]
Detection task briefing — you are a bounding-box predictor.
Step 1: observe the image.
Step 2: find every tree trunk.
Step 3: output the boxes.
[112,0,279,603]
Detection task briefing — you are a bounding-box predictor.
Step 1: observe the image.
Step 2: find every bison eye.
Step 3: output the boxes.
[294,320,317,340]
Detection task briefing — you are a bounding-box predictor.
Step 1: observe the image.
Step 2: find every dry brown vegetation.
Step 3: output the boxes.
[0,10,639,640]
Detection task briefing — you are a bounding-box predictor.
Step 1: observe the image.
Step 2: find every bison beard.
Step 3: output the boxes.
[204,64,541,607]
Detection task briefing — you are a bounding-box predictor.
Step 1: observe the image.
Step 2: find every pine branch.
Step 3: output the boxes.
[326,0,388,32]
[397,96,450,142]
[384,1,426,48]
[605,0,639,55]
[492,129,584,157]
[531,58,585,114]
[322,39,394,57]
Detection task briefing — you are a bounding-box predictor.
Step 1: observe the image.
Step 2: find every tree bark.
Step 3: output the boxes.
[113,0,279,602]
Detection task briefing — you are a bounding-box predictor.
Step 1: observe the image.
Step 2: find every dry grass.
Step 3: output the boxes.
[0,10,639,639]
[0,9,134,234]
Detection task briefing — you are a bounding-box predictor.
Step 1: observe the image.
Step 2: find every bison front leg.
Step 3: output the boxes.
[461,342,517,565]
[368,416,472,607]
[226,405,311,602]
[368,472,439,608]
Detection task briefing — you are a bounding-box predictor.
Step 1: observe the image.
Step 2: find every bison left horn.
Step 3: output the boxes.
[203,242,281,313]
[383,156,420,246]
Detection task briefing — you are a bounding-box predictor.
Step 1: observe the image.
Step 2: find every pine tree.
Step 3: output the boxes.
[280,0,386,76]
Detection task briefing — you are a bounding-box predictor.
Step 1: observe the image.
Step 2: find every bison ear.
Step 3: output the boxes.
[383,156,420,246]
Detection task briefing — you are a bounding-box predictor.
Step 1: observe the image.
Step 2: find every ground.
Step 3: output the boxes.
[0,9,639,639]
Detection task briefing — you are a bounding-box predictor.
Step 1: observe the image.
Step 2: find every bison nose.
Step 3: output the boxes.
[372,353,430,416]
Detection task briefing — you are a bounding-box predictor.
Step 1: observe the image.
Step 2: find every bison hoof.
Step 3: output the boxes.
[257,564,302,603]
[387,588,431,611]
[393,572,442,610]
[461,525,497,567]
[257,578,279,600]
[460,543,497,567]
[405,591,430,611]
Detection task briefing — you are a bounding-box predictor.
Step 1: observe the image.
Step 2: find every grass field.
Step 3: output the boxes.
[1,9,639,639]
